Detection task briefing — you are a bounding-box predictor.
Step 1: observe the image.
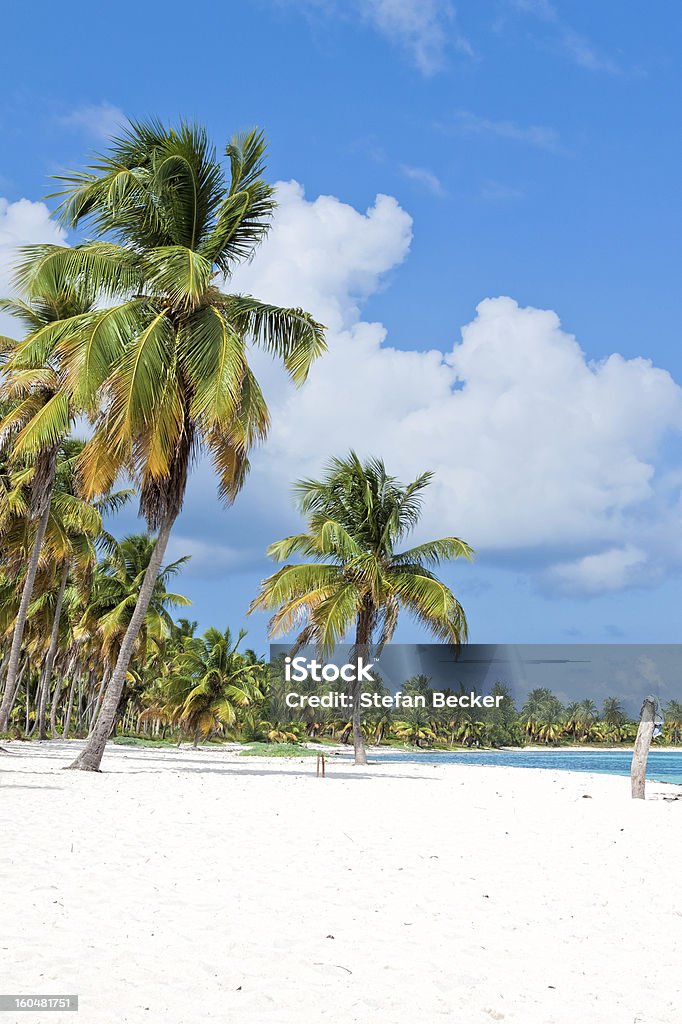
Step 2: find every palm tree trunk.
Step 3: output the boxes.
[0,651,9,688]
[35,561,69,740]
[89,671,109,729]
[49,678,62,738]
[62,671,78,740]
[351,601,372,766]
[631,698,656,799]
[0,500,52,733]
[68,512,177,771]
[0,658,29,738]
[28,676,47,738]
[25,658,31,734]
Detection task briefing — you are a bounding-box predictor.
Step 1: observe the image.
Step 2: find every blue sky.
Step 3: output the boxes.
[1,0,681,652]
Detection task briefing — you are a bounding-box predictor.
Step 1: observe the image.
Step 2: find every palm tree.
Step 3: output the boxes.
[601,697,626,728]
[663,700,682,745]
[393,707,436,748]
[27,447,118,739]
[520,688,564,743]
[576,698,599,741]
[250,453,472,764]
[0,439,103,732]
[164,627,264,744]
[16,121,326,770]
[455,718,486,747]
[72,534,191,737]
[78,534,191,672]
[563,702,581,742]
[0,285,96,727]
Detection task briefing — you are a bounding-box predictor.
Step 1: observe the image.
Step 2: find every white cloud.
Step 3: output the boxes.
[277,0,471,74]
[3,184,678,600]
[0,197,66,337]
[546,546,649,595]
[400,164,447,197]
[60,102,126,140]
[216,181,682,595]
[230,180,413,332]
[452,111,564,153]
[362,0,472,74]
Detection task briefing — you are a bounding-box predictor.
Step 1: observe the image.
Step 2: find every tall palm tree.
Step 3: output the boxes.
[0,285,96,725]
[16,121,326,770]
[250,453,472,764]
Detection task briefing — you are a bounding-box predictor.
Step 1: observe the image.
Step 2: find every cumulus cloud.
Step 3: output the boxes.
[215,180,682,595]
[546,546,649,595]
[230,180,413,332]
[3,182,680,599]
[0,197,66,336]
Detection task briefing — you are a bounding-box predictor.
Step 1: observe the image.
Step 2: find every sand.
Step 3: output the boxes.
[1,740,681,1024]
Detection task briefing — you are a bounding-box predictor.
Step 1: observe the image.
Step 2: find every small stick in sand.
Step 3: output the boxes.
[316,754,326,778]
[631,696,657,800]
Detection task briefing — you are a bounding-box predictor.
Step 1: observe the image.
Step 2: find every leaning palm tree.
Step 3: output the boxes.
[15,121,326,770]
[249,453,472,764]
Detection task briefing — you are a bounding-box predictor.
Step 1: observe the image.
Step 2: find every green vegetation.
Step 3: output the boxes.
[241,742,318,758]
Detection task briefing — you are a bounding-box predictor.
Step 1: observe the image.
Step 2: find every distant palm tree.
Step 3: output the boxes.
[564,702,581,742]
[393,707,436,748]
[164,627,264,744]
[537,720,561,746]
[16,121,326,770]
[601,697,626,728]
[576,698,599,741]
[455,718,486,747]
[250,453,472,764]
[520,688,565,737]
[663,700,682,745]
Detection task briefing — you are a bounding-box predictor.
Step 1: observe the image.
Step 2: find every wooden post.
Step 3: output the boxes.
[316,753,326,778]
[631,697,656,800]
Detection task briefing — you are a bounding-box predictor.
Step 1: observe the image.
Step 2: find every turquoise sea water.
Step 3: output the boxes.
[368,749,682,785]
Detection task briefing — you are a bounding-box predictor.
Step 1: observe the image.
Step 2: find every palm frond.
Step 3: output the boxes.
[222,294,326,384]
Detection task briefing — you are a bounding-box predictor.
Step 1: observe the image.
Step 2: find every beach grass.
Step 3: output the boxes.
[241,742,319,758]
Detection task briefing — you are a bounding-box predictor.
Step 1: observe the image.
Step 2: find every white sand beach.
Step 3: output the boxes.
[2,741,681,1024]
